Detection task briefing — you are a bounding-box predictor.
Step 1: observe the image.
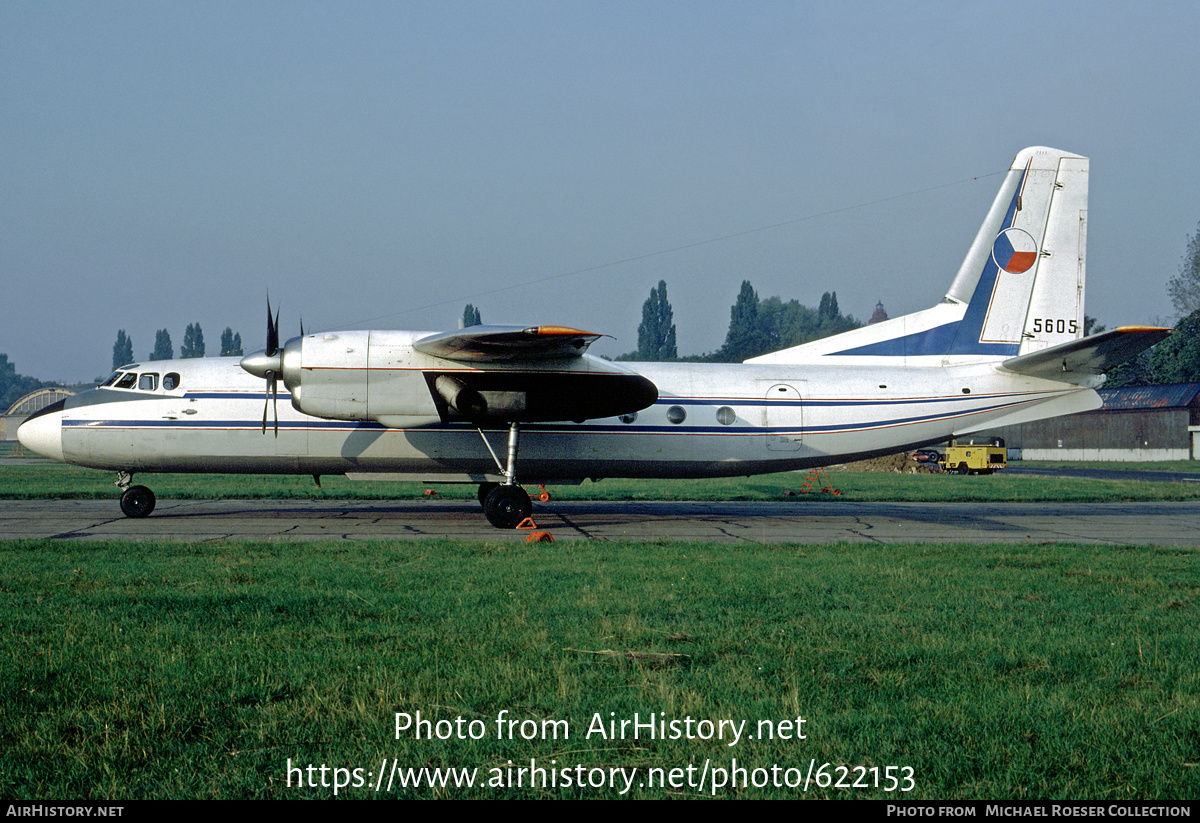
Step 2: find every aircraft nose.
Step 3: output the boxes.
[17,408,64,462]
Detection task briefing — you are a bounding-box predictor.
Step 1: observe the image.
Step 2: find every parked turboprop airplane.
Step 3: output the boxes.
[19,146,1168,528]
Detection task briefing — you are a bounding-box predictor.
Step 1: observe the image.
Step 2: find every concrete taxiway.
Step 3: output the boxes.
[2,498,1199,544]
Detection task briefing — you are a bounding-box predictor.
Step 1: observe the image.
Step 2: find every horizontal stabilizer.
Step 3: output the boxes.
[414,325,604,362]
[1000,326,1170,381]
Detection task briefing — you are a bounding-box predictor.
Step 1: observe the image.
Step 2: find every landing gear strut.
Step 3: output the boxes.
[476,422,533,529]
[115,473,156,518]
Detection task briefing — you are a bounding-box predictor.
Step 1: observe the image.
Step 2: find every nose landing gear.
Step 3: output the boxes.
[115,473,156,518]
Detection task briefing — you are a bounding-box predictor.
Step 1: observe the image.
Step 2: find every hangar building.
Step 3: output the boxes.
[2,389,75,442]
[992,382,1200,461]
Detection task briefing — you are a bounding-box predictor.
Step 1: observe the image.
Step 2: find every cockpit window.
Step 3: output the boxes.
[102,370,180,392]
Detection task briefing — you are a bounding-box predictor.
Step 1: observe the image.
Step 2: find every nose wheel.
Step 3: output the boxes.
[119,484,156,518]
[114,472,156,518]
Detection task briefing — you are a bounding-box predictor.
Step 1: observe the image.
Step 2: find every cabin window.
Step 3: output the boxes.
[163,373,181,391]
[619,413,637,424]
[666,405,686,424]
[716,406,736,425]
[139,373,159,392]
[114,372,137,389]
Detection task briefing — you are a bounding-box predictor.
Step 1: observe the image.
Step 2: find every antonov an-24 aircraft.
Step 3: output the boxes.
[20,147,1169,528]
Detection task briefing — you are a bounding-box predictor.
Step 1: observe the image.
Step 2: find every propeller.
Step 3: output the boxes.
[240,298,310,437]
[239,298,284,437]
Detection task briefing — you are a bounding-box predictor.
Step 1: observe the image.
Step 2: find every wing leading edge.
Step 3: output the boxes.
[414,325,605,362]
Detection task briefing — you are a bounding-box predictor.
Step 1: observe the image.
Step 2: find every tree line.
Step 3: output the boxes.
[111,325,245,370]
[1105,220,1200,387]
[97,219,1200,386]
[459,280,862,364]
[613,279,861,363]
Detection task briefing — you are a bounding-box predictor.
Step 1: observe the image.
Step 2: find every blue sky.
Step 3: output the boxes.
[3,1,1198,382]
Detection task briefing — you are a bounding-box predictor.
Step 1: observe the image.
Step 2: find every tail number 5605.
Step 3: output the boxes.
[1031,318,1079,334]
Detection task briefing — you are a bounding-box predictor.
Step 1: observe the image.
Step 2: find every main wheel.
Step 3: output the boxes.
[119,485,156,518]
[483,485,531,529]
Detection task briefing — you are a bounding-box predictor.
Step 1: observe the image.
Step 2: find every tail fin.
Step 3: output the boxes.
[948,146,1088,357]
[748,147,1089,365]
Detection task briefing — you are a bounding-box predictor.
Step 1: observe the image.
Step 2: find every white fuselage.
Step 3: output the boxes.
[30,355,1096,483]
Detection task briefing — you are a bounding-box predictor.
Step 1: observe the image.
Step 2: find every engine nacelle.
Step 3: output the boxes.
[257,329,657,426]
[282,331,440,421]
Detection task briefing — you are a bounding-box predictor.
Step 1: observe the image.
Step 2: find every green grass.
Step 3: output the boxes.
[3,462,1200,504]
[1,538,1197,799]
[1021,459,1200,472]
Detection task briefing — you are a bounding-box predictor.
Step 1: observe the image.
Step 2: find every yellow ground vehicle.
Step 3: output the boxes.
[939,438,1007,475]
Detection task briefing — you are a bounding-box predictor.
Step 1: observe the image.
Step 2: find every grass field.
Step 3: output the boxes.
[4,461,1200,505]
[1,536,1197,799]
[2,460,1197,799]
[1021,460,1200,473]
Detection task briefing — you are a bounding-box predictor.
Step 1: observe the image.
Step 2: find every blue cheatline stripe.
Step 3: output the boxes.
[180,390,1041,409]
[186,391,294,400]
[61,391,1053,438]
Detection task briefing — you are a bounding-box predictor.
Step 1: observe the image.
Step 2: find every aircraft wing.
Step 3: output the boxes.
[408,325,654,422]
[413,325,605,362]
[1000,326,1171,380]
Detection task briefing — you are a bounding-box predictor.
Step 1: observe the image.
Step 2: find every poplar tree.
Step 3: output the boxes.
[636,280,678,361]
[716,280,764,362]
[220,327,244,356]
[181,323,205,358]
[150,329,174,361]
[112,330,134,369]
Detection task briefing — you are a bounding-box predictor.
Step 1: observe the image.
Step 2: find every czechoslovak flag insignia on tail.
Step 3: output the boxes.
[992,227,1038,274]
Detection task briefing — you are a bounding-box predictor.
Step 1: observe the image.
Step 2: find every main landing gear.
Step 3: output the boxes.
[475,422,535,529]
[480,484,532,530]
[115,472,156,518]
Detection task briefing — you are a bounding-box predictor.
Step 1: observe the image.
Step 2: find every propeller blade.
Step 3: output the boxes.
[260,371,280,437]
[266,299,280,356]
[262,370,273,434]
